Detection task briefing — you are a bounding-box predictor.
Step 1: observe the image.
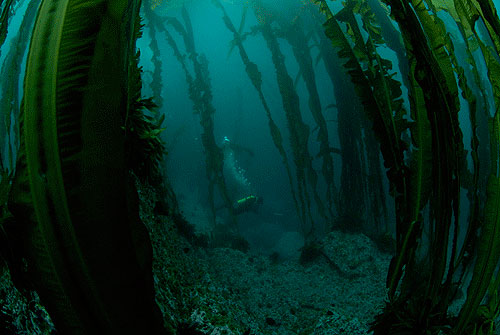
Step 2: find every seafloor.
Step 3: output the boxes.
[0,180,468,334]
[141,181,390,335]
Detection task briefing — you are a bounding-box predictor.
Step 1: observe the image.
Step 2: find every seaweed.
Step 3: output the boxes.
[253,3,318,237]
[0,0,38,171]
[274,9,335,220]
[310,0,498,332]
[125,44,167,180]
[310,9,370,231]
[144,4,164,109]
[406,2,465,316]
[211,0,302,224]
[147,6,236,227]
[7,0,168,332]
[314,0,410,242]
[366,0,410,88]
[0,0,16,54]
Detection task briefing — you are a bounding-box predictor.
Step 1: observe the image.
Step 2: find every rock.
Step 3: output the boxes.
[271,231,304,261]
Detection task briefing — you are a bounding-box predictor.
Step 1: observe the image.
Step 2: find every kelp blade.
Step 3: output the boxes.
[9,0,167,333]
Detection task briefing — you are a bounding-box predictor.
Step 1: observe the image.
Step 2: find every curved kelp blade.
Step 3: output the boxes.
[9,0,167,333]
[455,173,500,334]
[314,0,409,219]
[0,0,16,53]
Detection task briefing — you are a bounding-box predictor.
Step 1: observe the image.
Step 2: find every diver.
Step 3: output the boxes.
[220,136,263,215]
[233,195,263,215]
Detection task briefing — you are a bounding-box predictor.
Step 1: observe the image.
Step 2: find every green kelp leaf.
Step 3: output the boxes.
[475,0,500,56]
[125,48,166,180]
[433,1,493,263]
[0,0,15,52]
[316,0,416,263]
[400,0,461,248]
[478,39,500,111]
[407,59,432,238]
[411,0,460,105]
[455,173,500,334]
[426,1,481,288]
[446,0,500,87]
[364,0,464,308]
[383,49,432,296]
[9,0,167,333]
[316,0,409,200]
[453,110,500,335]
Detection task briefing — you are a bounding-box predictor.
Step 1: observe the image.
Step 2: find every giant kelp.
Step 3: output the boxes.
[212,0,302,224]
[0,0,18,54]
[312,0,492,332]
[274,6,336,220]
[314,0,409,236]
[388,1,464,315]
[144,4,165,109]
[307,0,500,332]
[6,0,168,333]
[252,1,321,236]
[0,0,38,171]
[5,0,500,332]
[141,0,500,332]
[145,5,235,226]
[308,6,373,232]
[125,23,167,181]
[139,0,500,332]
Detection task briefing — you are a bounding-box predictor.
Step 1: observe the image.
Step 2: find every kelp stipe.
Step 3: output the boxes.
[144,5,236,227]
[7,0,168,333]
[311,0,489,332]
[303,0,500,332]
[144,4,164,110]
[212,0,302,229]
[275,9,336,220]
[249,0,329,238]
[125,25,167,181]
[314,0,410,234]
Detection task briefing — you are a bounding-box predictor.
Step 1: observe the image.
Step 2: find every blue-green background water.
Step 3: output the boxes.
[133,0,499,252]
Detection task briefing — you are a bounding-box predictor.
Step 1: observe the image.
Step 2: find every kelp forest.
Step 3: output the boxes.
[2,0,500,334]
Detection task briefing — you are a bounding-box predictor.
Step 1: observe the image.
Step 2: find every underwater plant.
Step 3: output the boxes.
[125,38,167,180]
[273,6,337,220]
[0,0,38,172]
[5,0,500,333]
[145,7,165,110]
[246,0,332,239]
[144,4,236,227]
[0,0,17,54]
[211,0,302,227]
[308,0,500,333]
[3,0,168,333]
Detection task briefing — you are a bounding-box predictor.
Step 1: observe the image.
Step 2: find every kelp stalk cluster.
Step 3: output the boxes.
[312,0,500,333]
[144,4,236,227]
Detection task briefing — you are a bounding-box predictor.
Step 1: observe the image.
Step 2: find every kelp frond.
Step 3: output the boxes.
[212,0,301,225]
[125,49,167,180]
[8,0,167,332]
